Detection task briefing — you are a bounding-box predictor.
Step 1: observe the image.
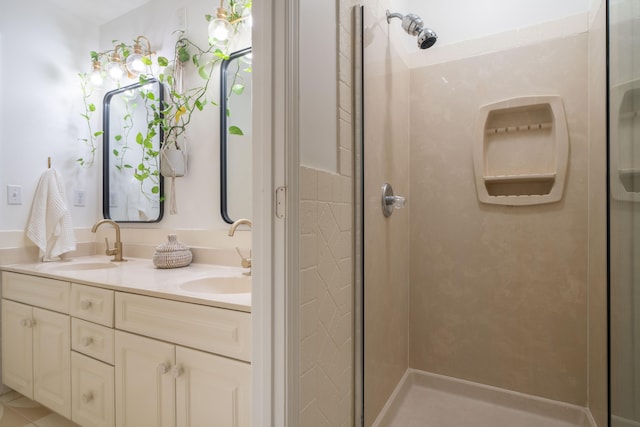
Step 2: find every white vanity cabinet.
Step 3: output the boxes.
[1,270,251,427]
[1,273,71,418]
[114,293,251,427]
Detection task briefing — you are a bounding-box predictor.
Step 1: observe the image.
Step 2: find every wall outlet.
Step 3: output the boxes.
[7,185,22,205]
[74,190,86,207]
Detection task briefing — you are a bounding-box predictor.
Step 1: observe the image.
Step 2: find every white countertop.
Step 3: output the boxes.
[1,255,251,313]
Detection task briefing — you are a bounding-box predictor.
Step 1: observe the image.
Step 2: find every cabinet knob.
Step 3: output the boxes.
[158,362,171,375]
[21,318,35,328]
[80,299,93,310]
[81,336,94,347]
[172,365,184,379]
[81,391,94,403]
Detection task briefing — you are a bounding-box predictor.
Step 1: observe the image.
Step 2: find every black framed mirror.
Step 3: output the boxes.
[103,79,164,222]
[220,47,252,224]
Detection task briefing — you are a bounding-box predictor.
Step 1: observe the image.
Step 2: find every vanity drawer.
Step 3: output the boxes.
[2,272,70,313]
[71,318,115,365]
[71,284,114,327]
[115,292,251,362]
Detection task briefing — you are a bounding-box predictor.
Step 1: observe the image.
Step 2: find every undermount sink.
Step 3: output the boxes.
[180,276,251,294]
[49,262,117,271]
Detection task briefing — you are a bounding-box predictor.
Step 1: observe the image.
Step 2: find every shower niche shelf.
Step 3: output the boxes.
[473,96,569,206]
[611,80,640,201]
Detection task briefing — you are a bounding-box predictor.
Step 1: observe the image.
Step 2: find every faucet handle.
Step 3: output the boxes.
[104,238,117,256]
[235,247,252,269]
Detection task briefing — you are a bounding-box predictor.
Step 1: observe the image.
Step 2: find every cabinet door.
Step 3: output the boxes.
[175,346,251,427]
[71,351,114,427]
[115,331,175,427]
[1,299,33,398]
[32,307,71,418]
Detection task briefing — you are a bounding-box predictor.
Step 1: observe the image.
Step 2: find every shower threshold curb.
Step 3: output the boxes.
[372,369,597,427]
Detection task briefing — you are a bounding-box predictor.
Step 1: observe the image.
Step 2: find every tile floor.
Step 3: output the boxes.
[0,391,79,427]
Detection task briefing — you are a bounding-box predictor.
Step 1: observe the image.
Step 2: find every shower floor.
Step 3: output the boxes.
[373,369,595,427]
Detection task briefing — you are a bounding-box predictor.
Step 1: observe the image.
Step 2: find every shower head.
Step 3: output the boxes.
[386,10,437,50]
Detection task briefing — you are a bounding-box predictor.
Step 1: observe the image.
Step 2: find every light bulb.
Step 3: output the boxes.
[106,61,124,80]
[90,69,104,87]
[208,18,233,46]
[126,54,146,75]
[89,61,104,87]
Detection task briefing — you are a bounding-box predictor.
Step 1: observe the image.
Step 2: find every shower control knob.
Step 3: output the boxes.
[381,183,407,217]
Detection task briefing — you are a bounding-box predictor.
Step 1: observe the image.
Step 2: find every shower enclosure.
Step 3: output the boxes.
[356,1,608,426]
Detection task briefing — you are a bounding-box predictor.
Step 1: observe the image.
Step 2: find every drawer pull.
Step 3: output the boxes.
[81,336,94,347]
[21,318,35,328]
[158,362,171,375]
[80,299,93,310]
[172,365,184,379]
[81,391,94,404]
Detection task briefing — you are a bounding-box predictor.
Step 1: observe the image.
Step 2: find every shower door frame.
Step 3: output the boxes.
[354,5,365,427]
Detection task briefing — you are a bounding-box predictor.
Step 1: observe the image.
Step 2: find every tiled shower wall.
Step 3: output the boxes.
[298,1,358,425]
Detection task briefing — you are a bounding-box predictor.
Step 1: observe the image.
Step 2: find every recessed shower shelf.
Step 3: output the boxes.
[483,173,556,184]
[473,96,569,206]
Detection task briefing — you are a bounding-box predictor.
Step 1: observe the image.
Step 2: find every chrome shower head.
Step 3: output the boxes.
[386,10,437,50]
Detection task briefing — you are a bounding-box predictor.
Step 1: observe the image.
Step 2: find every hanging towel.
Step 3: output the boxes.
[26,168,76,261]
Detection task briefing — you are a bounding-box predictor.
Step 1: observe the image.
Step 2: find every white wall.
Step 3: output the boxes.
[0,0,252,242]
[299,0,338,173]
[0,0,100,233]
[406,0,591,48]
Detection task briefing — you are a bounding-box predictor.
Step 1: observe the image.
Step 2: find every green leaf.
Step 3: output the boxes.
[195,100,204,111]
[204,14,213,22]
[137,163,145,171]
[244,67,252,73]
[141,56,152,65]
[178,47,190,63]
[136,133,144,145]
[229,126,244,136]
[151,186,160,194]
[226,108,230,117]
[115,135,122,141]
[231,84,245,95]
[157,56,169,67]
[147,92,156,101]
[124,164,133,169]
[88,104,96,112]
[112,149,119,156]
[198,66,208,80]
[94,131,104,137]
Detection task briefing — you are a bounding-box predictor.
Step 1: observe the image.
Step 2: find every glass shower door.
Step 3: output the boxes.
[609,1,640,425]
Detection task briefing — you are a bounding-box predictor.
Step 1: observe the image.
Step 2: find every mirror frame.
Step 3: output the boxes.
[102,79,164,223]
[220,47,252,224]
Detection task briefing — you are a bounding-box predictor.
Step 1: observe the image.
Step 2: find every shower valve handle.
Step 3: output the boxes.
[381,183,406,217]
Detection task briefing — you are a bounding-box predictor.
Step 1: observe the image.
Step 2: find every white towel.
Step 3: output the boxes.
[26,168,76,261]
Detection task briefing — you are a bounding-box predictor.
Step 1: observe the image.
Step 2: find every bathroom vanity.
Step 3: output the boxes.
[0,257,251,427]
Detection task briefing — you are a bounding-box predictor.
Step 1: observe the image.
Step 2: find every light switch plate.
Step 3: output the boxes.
[74,190,86,207]
[7,185,21,205]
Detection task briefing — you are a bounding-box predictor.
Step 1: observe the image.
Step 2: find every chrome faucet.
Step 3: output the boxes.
[91,219,126,262]
[228,219,252,275]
